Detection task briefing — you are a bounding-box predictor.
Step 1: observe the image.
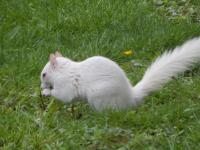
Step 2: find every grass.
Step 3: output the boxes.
[0,0,200,149]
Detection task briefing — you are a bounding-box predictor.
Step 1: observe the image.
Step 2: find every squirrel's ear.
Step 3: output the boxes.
[55,50,62,57]
[49,54,57,68]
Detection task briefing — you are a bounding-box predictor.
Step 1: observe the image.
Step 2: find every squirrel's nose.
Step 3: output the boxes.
[40,83,46,89]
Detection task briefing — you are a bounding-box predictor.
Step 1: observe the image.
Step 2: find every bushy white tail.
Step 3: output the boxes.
[133,37,200,101]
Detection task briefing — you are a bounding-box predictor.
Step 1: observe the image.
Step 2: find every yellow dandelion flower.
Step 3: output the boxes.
[123,50,133,56]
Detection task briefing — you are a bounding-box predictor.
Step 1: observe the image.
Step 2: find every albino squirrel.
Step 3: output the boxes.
[41,37,200,111]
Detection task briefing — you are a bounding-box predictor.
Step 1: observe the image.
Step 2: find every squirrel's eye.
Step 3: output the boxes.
[42,73,46,78]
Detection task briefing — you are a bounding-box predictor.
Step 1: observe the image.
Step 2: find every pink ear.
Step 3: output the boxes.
[49,54,57,68]
[55,50,62,57]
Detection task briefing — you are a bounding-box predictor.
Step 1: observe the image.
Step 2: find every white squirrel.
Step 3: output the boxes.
[41,37,200,111]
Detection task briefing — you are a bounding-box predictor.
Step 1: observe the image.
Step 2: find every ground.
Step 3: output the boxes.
[1,0,200,149]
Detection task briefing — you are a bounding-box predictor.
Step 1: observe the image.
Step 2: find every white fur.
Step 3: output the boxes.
[41,37,200,111]
[133,37,200,101]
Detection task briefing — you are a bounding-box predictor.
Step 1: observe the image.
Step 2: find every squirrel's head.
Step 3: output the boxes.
[40,51,66,89]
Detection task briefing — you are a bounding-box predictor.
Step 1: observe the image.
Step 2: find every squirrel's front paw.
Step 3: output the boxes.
[41,89,51,97]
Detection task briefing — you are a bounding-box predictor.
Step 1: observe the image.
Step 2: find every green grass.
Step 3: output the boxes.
[1,0,200,149]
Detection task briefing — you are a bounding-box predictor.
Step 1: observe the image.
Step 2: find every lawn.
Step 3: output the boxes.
[1,0,200,149]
